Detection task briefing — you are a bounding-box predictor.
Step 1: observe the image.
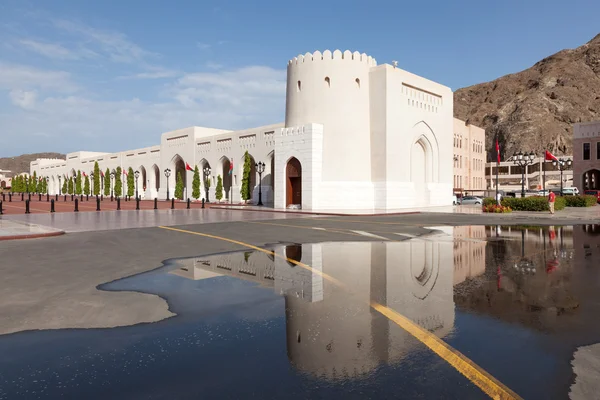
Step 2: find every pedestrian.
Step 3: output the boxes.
[548,191,556,214]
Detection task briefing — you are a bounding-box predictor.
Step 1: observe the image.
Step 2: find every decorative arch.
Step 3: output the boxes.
[267,150,275,193]
[218,156,232,200]
[285,157,302,207]
[582,169,600,190]
[151,164,160,192]
[409,121,439,183]
[169,154,186,199]
[409,241,440,300]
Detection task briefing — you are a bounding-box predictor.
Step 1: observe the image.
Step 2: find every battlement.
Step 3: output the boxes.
[288,50,376,67]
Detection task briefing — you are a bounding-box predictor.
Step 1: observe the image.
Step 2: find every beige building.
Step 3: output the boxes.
[453,226,487,286]
[452,118,486,194]
[573,120,600,192]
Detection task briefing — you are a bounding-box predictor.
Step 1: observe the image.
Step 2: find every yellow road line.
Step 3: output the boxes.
[158,225,521,399]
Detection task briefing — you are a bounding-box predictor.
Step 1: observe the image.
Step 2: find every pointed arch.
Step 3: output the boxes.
[285,156,302,207]
[169,154,186,199]
[218,156,232,200]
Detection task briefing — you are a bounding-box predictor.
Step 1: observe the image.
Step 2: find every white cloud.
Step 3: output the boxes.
[9,89,37,109]
[19,39,79,60]
[51,19,156,64]
[0,64,287,156]
[197,42,211,50]
[0,62,77,92]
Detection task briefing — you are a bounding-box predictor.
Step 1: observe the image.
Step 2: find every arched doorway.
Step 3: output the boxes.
[151,164,160,192]
[170,155,186,199]
[411,140,427,204]
[0,181,5,189]
[285,244,302,267]
[582,169,600,190]
[286,157,302,207]
[219,157,232,200]
[138,165,147,196]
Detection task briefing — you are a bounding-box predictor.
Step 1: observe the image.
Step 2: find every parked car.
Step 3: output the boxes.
[563,187,579,195]
[459,196,483,205]
[584,190,600,203]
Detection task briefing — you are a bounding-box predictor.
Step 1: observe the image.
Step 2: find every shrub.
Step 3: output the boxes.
[215,175,223,201]
[483,197,497,206]
[564,195,597,207]
[482,204,512,213]
[501,196,566,212]
[174,171,184,200]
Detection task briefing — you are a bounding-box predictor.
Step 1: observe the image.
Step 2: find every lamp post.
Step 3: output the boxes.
[90,172,94,196]
[58,175,62,195]
[203,166,211,202]
[110,172,115,197]
[552,157,572,196]
[134,170,140,199]
[164,168,171,200]
[255,161,265,206]
[512,151,536,198]
[45,176,49,195]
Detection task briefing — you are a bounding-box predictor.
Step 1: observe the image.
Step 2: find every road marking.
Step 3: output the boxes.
[246,220,370,238]
[159,225,522,399]
[350,230,391,240]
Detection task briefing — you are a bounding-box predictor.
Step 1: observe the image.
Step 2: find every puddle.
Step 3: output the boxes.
[1,225,600,399]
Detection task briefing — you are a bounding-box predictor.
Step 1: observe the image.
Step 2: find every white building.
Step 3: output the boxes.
[30,49,454,211]
[0,169,12,190]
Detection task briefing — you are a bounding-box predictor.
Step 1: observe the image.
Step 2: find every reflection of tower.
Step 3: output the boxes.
[452,226,487,286]
[171,240,456,381]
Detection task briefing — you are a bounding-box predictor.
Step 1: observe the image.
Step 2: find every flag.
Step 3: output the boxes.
[101,171,104,177]
[545,150,558,162]
[229,160,233,175]
[185,162,193,171]
[123,170,128,176]
[83,172,87,177]
[495,138,501,163]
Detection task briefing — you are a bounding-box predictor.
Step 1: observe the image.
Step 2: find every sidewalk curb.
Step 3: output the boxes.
[0,230,65,241]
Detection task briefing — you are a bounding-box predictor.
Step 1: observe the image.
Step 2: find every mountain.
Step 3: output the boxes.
[0,153,65,176]
[454,33,600,160]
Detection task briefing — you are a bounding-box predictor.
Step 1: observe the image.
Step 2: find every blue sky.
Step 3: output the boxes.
[1,0,599,157]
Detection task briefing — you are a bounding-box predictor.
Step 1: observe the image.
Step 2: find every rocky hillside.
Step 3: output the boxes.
[0,153,65,176]
[454,33,600,160]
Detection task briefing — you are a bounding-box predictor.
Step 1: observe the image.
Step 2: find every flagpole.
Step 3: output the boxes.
[495,133,500,205]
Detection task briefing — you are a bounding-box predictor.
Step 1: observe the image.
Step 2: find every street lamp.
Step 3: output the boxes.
[512,151,536,198]
[90,172,94,196]
[58,175,62,195]
[203,166,211,202]
[134,170,140,199]
[45,176,49,195]
[110,172,115,198]
[551,157,572,196]
[164,168,171,200]
[255,161,265,206]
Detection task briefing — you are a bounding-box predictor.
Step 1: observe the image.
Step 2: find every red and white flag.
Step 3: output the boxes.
[123,170,128,176]
[185,162,193,171]
[83,172,87,177]
[545,150,559,162]
[495,138,501,163]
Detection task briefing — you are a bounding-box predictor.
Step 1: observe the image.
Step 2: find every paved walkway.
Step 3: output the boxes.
[0,219,64,240]
[209,204,485,215]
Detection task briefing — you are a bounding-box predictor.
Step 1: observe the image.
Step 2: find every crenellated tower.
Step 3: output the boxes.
[285,50,376,183]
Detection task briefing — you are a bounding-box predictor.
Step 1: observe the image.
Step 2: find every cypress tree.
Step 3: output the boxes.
[62,177,67,194]
[104,168,110,196]
[29,172,37,193]
[114,167,122,197]
[93,162,101,195]
[75,171,82,195]
[10,176,15,193]
[215,175,223,201]
[192,165,200,199]
[127,167,135,197]
[68,177,74,195]
[84,176,90,195]
[240,151,252,202]
[174,172,184,200]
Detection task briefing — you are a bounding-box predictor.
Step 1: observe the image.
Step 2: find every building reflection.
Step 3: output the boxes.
[169,240,455,380]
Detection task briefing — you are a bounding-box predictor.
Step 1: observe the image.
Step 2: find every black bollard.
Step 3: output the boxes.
[28,193,31,201]
[201,198,205,209]
[117,197,121,210]
[50,199,55,213]
[64,195,67,202]
[110,195,113,202]
[46,193,49,202]
[136,197,140,210]
[55,194,58,201]
[171,198,175,210]
[21,193,24,201]
[96,197,101,211]
[0,200,3,215]
[25,199,30,214]
[86,194,89,201]
[154,198,158,210]
[39,193,42,201]
[80,195,83,202]
[187,198,190,209]
[71,194,74,201]
[9,193,12,202]
[74,198,79,212]
[101,195,103,201]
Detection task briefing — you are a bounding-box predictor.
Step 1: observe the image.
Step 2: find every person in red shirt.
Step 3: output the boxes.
[548,191,556,214]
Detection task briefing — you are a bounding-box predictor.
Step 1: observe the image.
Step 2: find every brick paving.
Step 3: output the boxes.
[0,193,209,215]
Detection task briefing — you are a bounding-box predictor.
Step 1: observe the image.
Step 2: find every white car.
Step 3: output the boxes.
[562,187,579,195]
